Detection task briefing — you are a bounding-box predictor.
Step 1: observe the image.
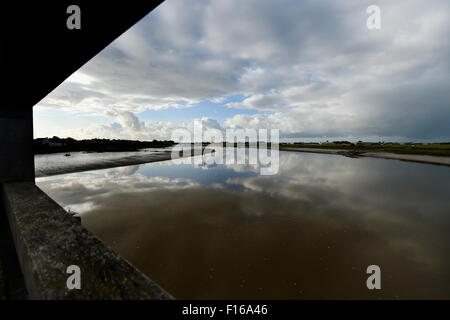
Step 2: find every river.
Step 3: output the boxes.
[36,150,450,299]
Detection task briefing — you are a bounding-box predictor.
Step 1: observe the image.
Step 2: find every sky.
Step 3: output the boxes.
[34,0,450,142]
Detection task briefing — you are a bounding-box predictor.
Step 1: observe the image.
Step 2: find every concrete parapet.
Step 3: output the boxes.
[2,181,173,300]
[0,109,35,183]
[0,257,5,299]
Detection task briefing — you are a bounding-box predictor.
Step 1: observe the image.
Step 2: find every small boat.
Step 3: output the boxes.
[64,153,71,157]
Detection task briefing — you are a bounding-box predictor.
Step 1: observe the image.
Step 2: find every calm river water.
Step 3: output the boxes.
[36,150,450,299]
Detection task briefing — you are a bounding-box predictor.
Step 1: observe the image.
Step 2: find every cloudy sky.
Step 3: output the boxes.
[34,0,450,142]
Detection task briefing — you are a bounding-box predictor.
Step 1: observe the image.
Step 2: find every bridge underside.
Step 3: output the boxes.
[0,1,170,299]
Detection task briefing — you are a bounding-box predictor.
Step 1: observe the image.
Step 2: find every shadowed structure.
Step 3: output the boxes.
[0,0,168,300]
[1,0,164,183]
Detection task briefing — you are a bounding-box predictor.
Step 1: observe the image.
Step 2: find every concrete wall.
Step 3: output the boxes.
[2,181,173,300]
[0,191,27,299]
[0,108,34,183]
[1,1,169,300]
[0,113,174,298]
[0,257,5,299]
[0,107,34,299]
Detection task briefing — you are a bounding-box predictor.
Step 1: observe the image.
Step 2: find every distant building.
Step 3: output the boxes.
[49,142,63,147]
[37,137,64,147]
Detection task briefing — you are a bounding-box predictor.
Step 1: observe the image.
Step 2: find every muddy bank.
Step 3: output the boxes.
[34,146,210,177]
[280,147,450,166]
[363,152,450,166]
[35,150,173,177]
[35,146,450,178]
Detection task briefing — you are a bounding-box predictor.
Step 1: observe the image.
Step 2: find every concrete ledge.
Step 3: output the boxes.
[0,256,5,299]
[0,110,35,183]
[2,182,173,300]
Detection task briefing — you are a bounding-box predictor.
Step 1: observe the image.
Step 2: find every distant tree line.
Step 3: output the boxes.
[34,136,176,154]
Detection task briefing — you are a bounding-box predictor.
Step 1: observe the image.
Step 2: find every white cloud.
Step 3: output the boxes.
[34,0,450,141]
[210,97,226,104]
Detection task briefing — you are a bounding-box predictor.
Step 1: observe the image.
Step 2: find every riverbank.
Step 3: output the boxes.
[280,143,450,156]
[35,144,450,178]
[35,150,173,177]
[280,146,450,166]
[33,138,176,154]
[35,146,207,177]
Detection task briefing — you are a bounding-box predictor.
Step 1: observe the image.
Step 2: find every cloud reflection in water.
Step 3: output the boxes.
[36,151,450,299]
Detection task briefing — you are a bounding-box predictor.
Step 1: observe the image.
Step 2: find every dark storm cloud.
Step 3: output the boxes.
[36,0,450,140]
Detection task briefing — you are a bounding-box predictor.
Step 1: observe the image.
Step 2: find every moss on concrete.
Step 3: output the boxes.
[2,182,173,300]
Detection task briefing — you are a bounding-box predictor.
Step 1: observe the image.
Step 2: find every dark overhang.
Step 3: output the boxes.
[2,1,164,111]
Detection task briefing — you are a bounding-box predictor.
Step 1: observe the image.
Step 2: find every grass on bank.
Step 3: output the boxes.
[279,143,450,157]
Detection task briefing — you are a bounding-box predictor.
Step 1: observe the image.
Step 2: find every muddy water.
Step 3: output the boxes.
[36,150,450,299]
